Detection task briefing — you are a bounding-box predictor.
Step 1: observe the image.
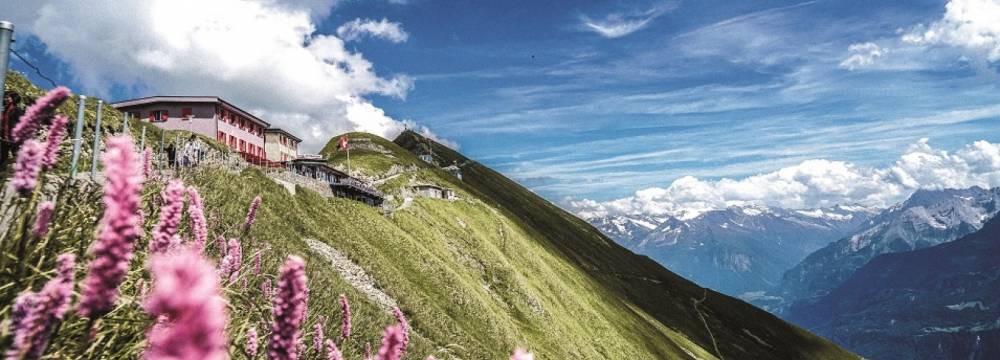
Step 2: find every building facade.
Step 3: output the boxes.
[289,158,384,206]
[111,96,269,158]
[264,128,301,162]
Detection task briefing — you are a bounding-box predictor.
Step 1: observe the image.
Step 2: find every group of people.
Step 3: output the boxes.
[166,134,204,168]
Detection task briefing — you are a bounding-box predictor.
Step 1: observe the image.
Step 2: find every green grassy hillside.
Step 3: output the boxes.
[1,72,856,359]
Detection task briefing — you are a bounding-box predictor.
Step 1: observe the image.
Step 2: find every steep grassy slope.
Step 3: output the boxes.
[1,72,856,359]
[395,130,859,359]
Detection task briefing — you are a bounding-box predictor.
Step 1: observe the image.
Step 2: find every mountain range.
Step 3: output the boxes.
[587,204,875,297]
[789,209,1000,359]
[586,184,1000,358]
[772,186,1000,314]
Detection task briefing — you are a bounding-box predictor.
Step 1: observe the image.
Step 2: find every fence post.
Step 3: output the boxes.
[122,112,128,135]
[69,95,87,179]
[90,100,103,180]
[0,21,13,111]
[140,126,146,150]
[158,130,164,170]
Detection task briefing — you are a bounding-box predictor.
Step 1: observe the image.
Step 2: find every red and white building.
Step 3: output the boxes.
[111,96,270,158]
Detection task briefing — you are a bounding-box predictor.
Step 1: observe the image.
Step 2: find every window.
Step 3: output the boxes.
[181,107,193,118]
[218,131,225,141]
[148,110,167,123]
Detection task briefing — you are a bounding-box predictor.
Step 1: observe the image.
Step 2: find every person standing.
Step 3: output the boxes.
[166,143,177,169]
[1,91,24,169]
[182,135,196,167]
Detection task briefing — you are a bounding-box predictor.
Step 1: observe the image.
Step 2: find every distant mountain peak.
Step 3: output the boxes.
[771,186,1000,315]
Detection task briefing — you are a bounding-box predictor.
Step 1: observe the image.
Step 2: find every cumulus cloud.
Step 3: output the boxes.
[580,2,676,38]
[0,0,447,151]
[569,139,1000,219]
[337,18,410,43]
[839,42,887,70]
[902,0,1000,62]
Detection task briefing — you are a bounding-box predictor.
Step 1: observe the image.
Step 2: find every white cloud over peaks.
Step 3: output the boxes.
[580,2,676,38]
[569,139,1000,220]
[0,0,446,151]
[902,0,1000,62]
[839,42,887,70]
[337,18,410,43]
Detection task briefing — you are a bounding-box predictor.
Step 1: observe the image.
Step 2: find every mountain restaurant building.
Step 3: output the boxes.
[111,96,270,158]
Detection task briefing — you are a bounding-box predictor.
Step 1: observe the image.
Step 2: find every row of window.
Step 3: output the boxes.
[130,108,265,138]
[277,134,299,149]
[130,108,194,123]
[217,131,265,157]
[218,108,264,137]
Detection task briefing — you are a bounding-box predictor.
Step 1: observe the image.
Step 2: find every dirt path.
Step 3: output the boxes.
[304,238,399,311]
[693,288,724,360]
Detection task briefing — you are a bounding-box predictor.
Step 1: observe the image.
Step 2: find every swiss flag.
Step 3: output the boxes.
[338,136,349,151]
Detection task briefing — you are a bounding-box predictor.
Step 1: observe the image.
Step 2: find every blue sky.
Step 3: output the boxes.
[5,0,1000,214]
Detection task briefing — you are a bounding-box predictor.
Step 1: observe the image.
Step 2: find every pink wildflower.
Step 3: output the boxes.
[392,307,410,356]
[40,115,68,169]
[215,235,226,255]
[325,339,343,360]
[78,137,143,318]
[10,86,70,144]
[32,201,55,240]
[262,279,273,299]
[376,325,404,360]
[246,327,259,358]
[253,250,262,276]
[296,338,306,358]
[143,148,153,179]
[12,140,44,195]
[221,238,242,284]
[244,196,261,230]
[510,348,534,360]
[150,179,186,253]
[267,256,309,360]
[339,294,351,340]
[7,254,75,359]
[143,249,228,360]
[186,186,208,252]
[313,317,325,352]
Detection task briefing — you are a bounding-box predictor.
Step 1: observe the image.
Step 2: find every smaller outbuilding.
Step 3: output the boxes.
[288,157,384,206]
[441,164,462,181]
[411,184,456,200]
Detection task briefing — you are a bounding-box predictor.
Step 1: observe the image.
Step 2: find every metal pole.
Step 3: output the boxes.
[0,21,13,111]
[140,126,146,149]
[90,100,103,180]
[69,95,86,178]
[158,130,164,170]
[122,112,128,135]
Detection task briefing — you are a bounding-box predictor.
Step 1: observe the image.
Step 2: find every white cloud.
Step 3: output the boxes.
[569,139,1000,219]
[580,2,676,38]
[902,0,1000,62]
[337,18,409,43]
[839,42,887,70]
[0,0,447,151]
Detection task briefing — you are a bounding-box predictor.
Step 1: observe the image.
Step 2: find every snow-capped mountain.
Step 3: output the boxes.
[587,214,663,248]
[586,204,876,297]
[788,212,1000,359]
[770,186,1000,314]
